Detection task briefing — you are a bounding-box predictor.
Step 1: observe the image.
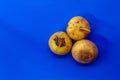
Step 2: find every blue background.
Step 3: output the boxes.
[0,0,120,80]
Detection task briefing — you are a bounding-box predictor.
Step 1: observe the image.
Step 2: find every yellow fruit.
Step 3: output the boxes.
[66,16,91,40]
[49,31,72,55]
[72,39,98,64]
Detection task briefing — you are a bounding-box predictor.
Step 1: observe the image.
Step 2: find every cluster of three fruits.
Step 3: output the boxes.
[49,16,98,64]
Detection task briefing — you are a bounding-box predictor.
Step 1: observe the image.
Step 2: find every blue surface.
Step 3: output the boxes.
[0,0,120,80]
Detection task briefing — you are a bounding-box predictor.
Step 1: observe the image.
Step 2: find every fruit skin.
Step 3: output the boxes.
[72,39,98,64]
[49,31,72,55]
[66,16,91,40]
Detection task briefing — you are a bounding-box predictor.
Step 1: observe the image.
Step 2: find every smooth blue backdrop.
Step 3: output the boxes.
[0,0,120,80]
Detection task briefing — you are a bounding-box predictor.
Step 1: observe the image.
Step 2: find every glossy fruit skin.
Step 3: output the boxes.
[66,16,91,40]
[49,31,72,55]
[72,39,98,64]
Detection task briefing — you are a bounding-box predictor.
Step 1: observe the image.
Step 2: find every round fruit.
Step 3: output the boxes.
[66,16,91,40]
[49,31,72,55]
[72,39,98,64]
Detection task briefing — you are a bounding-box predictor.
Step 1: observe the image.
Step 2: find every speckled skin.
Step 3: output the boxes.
[49,31,72,55]
[66,16,91,40]
[72,39,98,64]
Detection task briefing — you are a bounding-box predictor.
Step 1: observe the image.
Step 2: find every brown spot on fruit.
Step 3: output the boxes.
[54,36,66,47]
[72,32,74,35]
[76,21,79,23]
[79,26,83,28]
[80,51,92,62]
